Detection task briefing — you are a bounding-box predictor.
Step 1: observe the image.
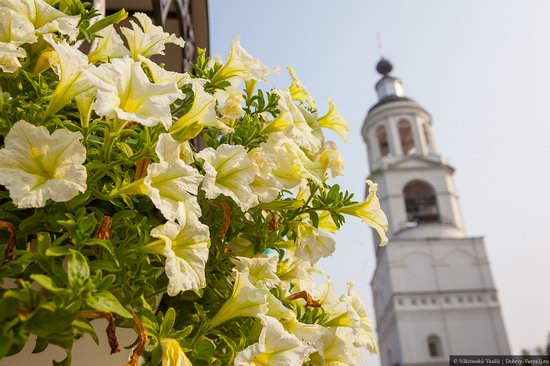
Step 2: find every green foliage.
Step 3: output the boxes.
[0,5,371,366]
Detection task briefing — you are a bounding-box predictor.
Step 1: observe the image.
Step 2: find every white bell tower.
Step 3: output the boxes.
[363,57,510,366]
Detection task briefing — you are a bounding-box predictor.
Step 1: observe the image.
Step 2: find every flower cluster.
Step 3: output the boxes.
[0,2,388,366]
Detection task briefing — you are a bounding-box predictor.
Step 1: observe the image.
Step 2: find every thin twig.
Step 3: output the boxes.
[124,312,147,366]
[0,221,16,263]
[77,310,120,354]
[95,216,112,241]
[212,202,231,239]
[287,290,321,308]
[134,158,150,181]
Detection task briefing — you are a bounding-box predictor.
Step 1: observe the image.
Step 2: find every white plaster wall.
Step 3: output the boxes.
[372,237,510,365]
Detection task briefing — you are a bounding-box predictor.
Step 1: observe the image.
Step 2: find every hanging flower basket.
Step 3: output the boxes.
[0,2,388,365]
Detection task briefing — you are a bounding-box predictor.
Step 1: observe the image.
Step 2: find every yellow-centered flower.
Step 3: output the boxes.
[121,12,184,60]
[0,120,87,208]
[318,97,349,141]
[210,270,268,328]
[287,66,316,108]
[88,25,129,63]
[160,338,192,366]
[86,57,183,128]
[340,180,389,246]
[0,0,79,40]
[198,144,258,211]
[211,36,278,84]
[234,316,312,366]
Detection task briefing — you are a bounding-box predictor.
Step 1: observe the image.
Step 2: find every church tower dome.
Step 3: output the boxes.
[362,56,462,242]
[364,55,510,366]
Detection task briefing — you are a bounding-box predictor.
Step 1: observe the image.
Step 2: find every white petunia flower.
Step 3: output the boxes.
[342,282,378,354]
[287,66,316,109]
[113,134,202,223]
[231,37,279,83]
[0,43,25,73]
[318,97,349,141]
[317,210,338,234]
[85,57,183,128]
[231,255,281,289]
[0,0,79,40]
[210,270,268,328]
[281,317,325,350]
[277,255,324,292]
[43,35,94,116]
[144,134,203,222]
[261,133,323,189]
[234,316,311,366]
[144,207,210,296]
[121,12,184,60]
[160,338,192,366]
[140,55,197,88]
[218,87,245,127]
[87,25,130,63]
[170,82,232,141]
[340,180,389,246]
[272,89,322,153]
[198,144,259,211]
[0,120,87,208]
[266,291,296,321]
[212,36,279,84]
[319,141,345,178]
[311,280,360,330]
[259,134,303,190]
[310,327,364,366]
[0,7,37,46]
[227,235,256,258]
[248,147,283,204]
[294,223,336,265]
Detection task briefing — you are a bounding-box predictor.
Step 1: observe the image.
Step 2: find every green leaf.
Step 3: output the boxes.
[87,9,128,34]
[85,291,132,318]
[151,345,162,366]
[67,250,90,287]
[72,319,99,345]
[194,338,216,360]
[30,275,70,296]
[45,246,70,257]
[171,325,193,341]
[36,232,51,254]
[327,184,340,202]
[95,274,116,292]
[211,329,236,356]
[256,199,304,211]
[24,308,74,338]
[116,142,133,157]
[159,308,176,338]
[81,238,114,254]
[89,260,118,272]
[309,211,319,228]
[32,337,50,354]
[52,353,71,366]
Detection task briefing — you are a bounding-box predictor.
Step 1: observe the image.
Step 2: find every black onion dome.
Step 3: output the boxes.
[376,58,393,75]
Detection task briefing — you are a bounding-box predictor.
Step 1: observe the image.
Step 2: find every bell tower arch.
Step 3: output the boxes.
[364,56,511,366]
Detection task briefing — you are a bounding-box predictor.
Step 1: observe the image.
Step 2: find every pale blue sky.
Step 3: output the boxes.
[210,1,550,364]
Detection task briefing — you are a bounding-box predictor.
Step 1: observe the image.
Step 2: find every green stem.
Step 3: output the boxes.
[103,117,127,163]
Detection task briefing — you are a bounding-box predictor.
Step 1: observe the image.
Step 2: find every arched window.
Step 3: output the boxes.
[376,125,390,157]
[427,335,443,357]
[398,120,415,155]
[403,181,440,225]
